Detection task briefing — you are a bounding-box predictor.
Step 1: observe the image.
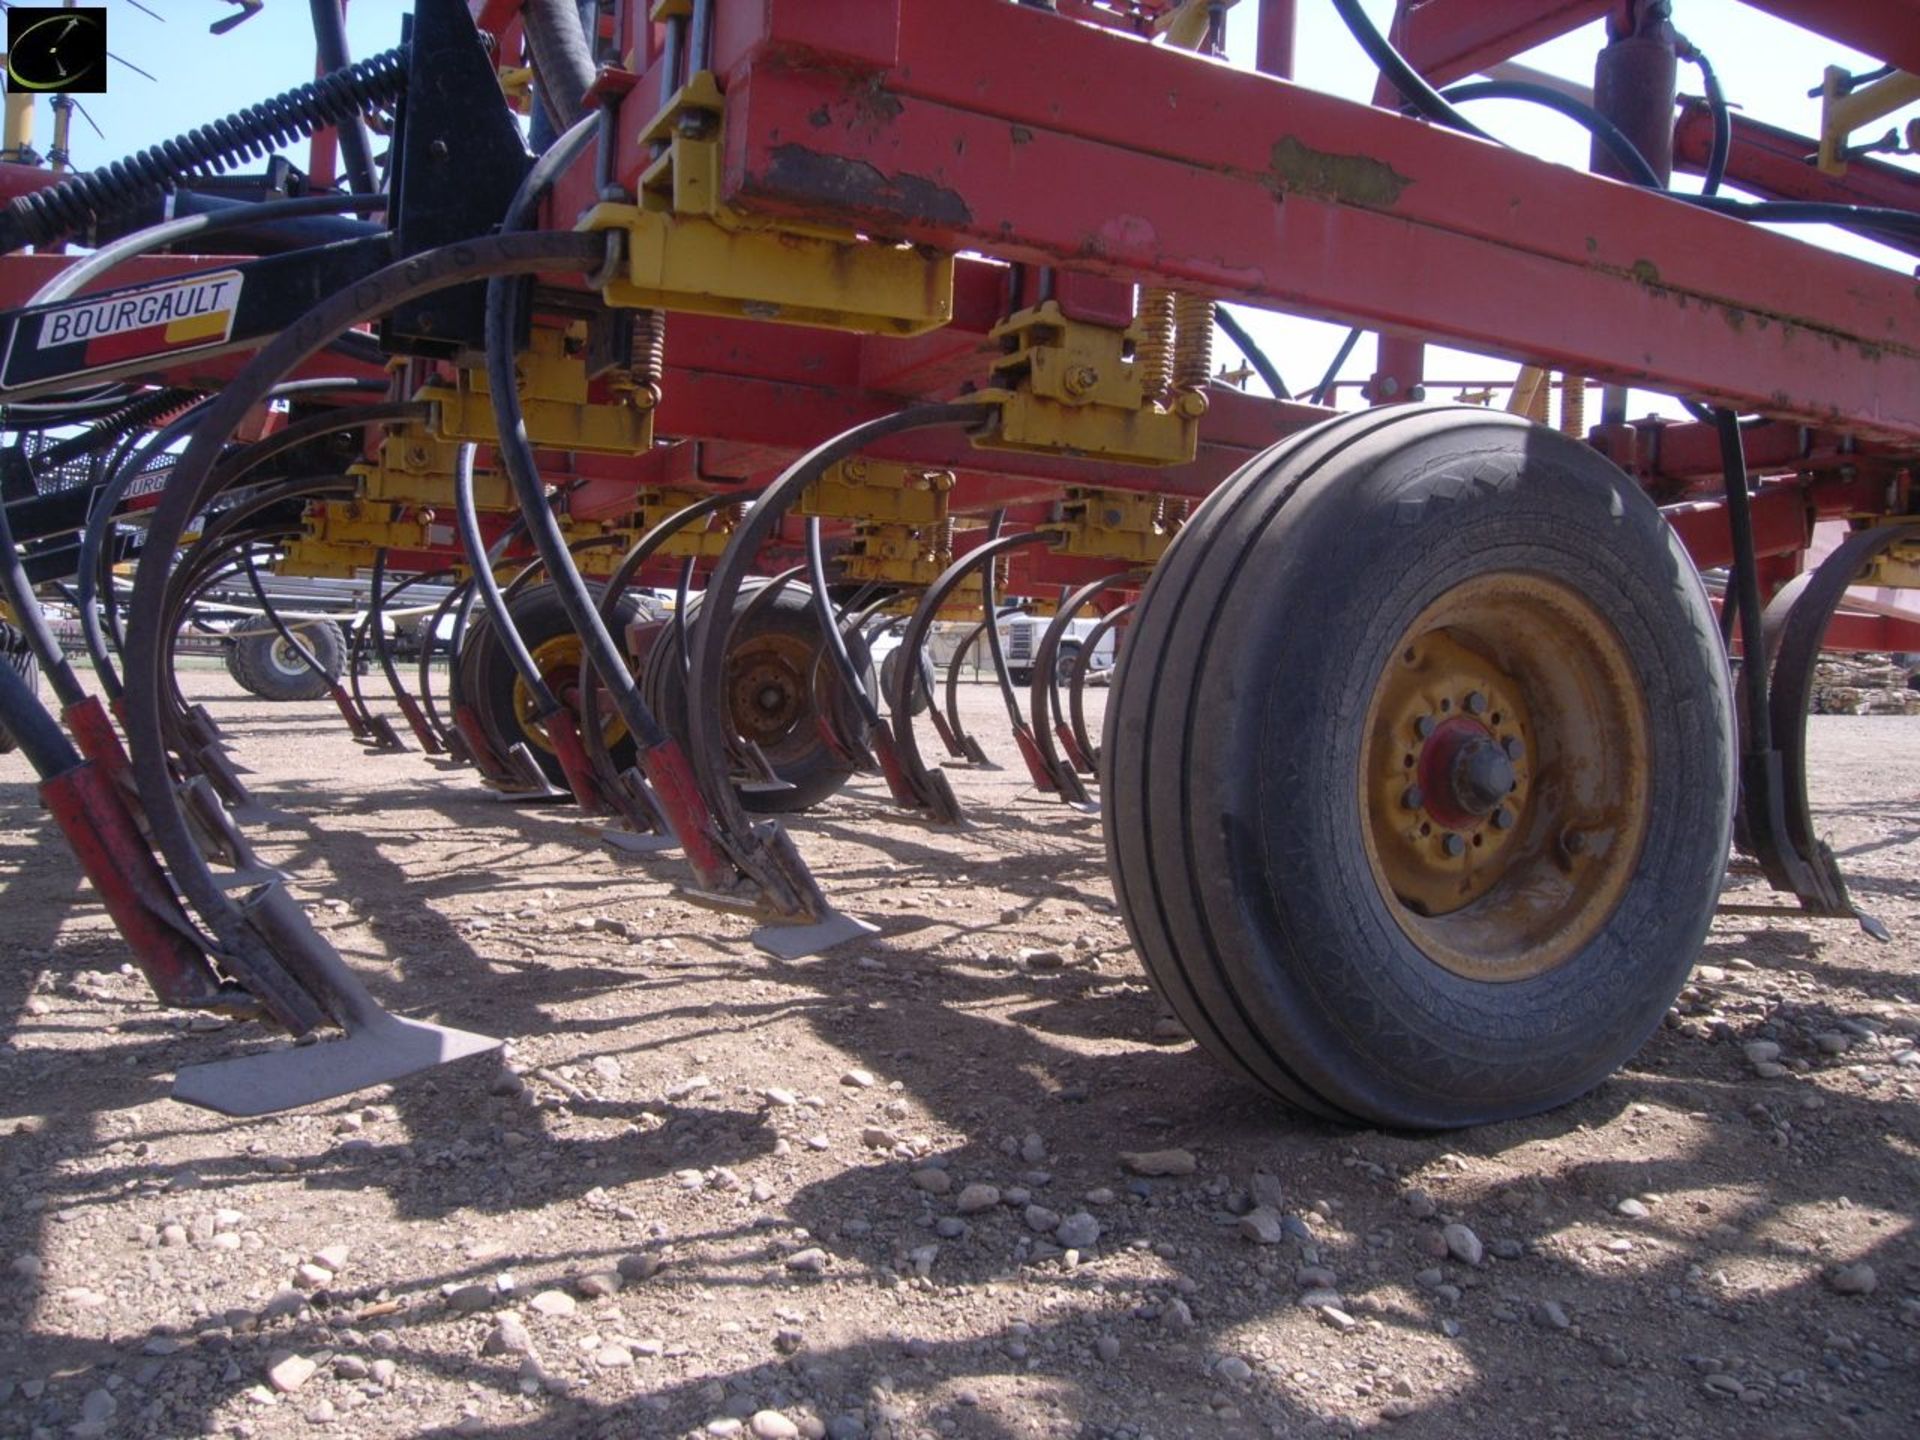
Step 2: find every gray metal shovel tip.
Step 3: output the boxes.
[751,908,878,962]
[171,1011,501,1116]
[171,881,500,1116]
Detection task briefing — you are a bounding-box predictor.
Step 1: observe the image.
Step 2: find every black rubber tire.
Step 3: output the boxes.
[1103,405,1734,1129]
[470,583,643,791]
[0,622,36,755]
[881,642,935,718]
[644,584,870,813]
[225,618,345,702]
[1053,641,1082,689]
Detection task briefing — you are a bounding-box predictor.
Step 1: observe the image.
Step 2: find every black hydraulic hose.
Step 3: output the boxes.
[523,0,599,131]
[34,194,389,303]
[1214,306,1290,399]
[804,517,884,732]
[1310,328,1363,406]
[308,0,379,197]
[0,46,410,254]
[1439,81,1662,188]
[1330,0,1491,141]
[0,644,76,777]
[1715,406,1770,753]
[416,573,471,737]
[1678,41,1731,197]
[452,442,562,720]
[239,547,330,681]
[0,471,86,708]
[118,230,603,960]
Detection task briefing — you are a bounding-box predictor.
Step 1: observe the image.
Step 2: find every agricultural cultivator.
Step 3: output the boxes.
[1,0,1917,1128]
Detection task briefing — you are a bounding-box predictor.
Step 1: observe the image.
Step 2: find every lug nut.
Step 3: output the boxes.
[1502,735,1524,761]
[1401,785,1424,810]
[1491,807,1514,830]
[1441,833,1466,857]
[1464,690,1487,714]
[1414,715,1436,738]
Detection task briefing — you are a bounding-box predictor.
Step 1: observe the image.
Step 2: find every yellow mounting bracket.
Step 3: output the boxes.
[1050,487,1177,564]
[1862,537,1920,590]
[633,487,735,560]
[798,458,956,587]
[419,327,654,456]
[1818,66,1920,176]
[578,71,953,336]
[351,426,513,511]
[972,302,1202,467]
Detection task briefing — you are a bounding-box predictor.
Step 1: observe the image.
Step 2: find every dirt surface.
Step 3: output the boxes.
[2,672,1918,1440]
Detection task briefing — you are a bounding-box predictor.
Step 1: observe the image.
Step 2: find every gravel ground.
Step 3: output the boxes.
[2,672,1918,1440]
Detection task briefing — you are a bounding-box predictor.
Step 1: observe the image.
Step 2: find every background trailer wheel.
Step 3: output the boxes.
[225,618,346,702]
[470,583,644,791]
[644,583,872,814]
[0,620,36,754]
[1105,407,1735,1128]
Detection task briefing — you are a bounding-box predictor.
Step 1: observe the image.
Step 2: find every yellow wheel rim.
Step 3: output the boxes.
[1358,572,1652,982]
[512,633,628,755]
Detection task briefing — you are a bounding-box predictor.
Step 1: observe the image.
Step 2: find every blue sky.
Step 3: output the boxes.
[23,0,1920,413]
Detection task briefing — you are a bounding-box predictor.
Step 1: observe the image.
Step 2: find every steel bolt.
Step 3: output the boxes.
[1502,736,1525,761]
[1441,833,1466,857]
[1414,714,1436,738]
[1464,690,1487,715]
[1401,785,1424,810]
[1491,807,1514,830]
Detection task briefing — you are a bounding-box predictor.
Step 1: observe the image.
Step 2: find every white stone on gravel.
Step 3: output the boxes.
[1216,1357,1253,1384]
[266,1353,318,1393]
[1442,1224,1483,1265]
[1615,1198,1651,1219]
[484,1315,535,1356]
[1122,1148,1196,1177]
[530,1289,577,1317]
[593,1344,633,1368]
[294,1263,333,1289]
[840,1069,875,1088]
[786,1248,828,1273]
[751,1411,801,1439]
[312,1244,350,1272]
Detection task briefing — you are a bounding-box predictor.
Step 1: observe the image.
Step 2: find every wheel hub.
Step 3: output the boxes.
[727,635,813,749]
[1358,574,1651,983]
[512,633,628,754]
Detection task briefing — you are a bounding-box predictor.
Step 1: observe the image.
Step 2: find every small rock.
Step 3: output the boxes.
[1744,1040,1782,1066]
[861,1127,900,1150]
[1161,1298,1195,1331]
[332,1356,369,1381]
[910,1168,952,1196]
[294,1263,333,1290]
[1240,1207,1285,1245]
[955,1183,1000,1214]
[593,1345,633,1369]
[447,1284,495,1313]
[841,1069,876,1089]
[786,1248,828,1274]
[1615,1198,1650,1220]
[1297,1265,1338,1289]
[80,1388,115,1424]
[529,1289,576,1317]
[1023,1204,1061,1234]
[1534,1300,1571,1330]
[484,1315,535,1357]
[1018,948,1067,971]
[10,1253,43,1282]
[1096,1335,1121,1363]
[1216,1357,1253,1385]
[576,1271,622,1299]
[1299,1288,1345,1311]
[1814,1031,1850,1055]
[1122,1148,1197,1177]
[1318,1306,1359,1333]
[1830,1263,1877,1295]
[617,1253,663,1283]
[307,1399,337,1425]
[751,1413,801,1440]
[1442,1224,1484,1266]
[765,1087,798,1107]
[368,1359,397,1388]
[1403,1189,1437,1221]
[266,1354,318,1393]
[312,1244,350,1272]
[1056,1212,1100,1249]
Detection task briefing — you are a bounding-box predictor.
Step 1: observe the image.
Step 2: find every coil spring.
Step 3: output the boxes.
[1134,287,1176,405]
[629,309,666,399]
[38,387,201,468]
[1172,292,1214,394]
[1559,374,1586,438]
[2,47,410,254]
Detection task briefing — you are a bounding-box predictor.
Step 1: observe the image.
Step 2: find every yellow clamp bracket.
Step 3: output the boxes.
[1862,538,1920,590]
[1818,66,1920,176]
[798,459,956,587]
[1050,487,1177,564]
[419,327,654,456]
[578,71,953,336]
[351,427,514,511]
[631,488,736,560]
[972,301,1203,467]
